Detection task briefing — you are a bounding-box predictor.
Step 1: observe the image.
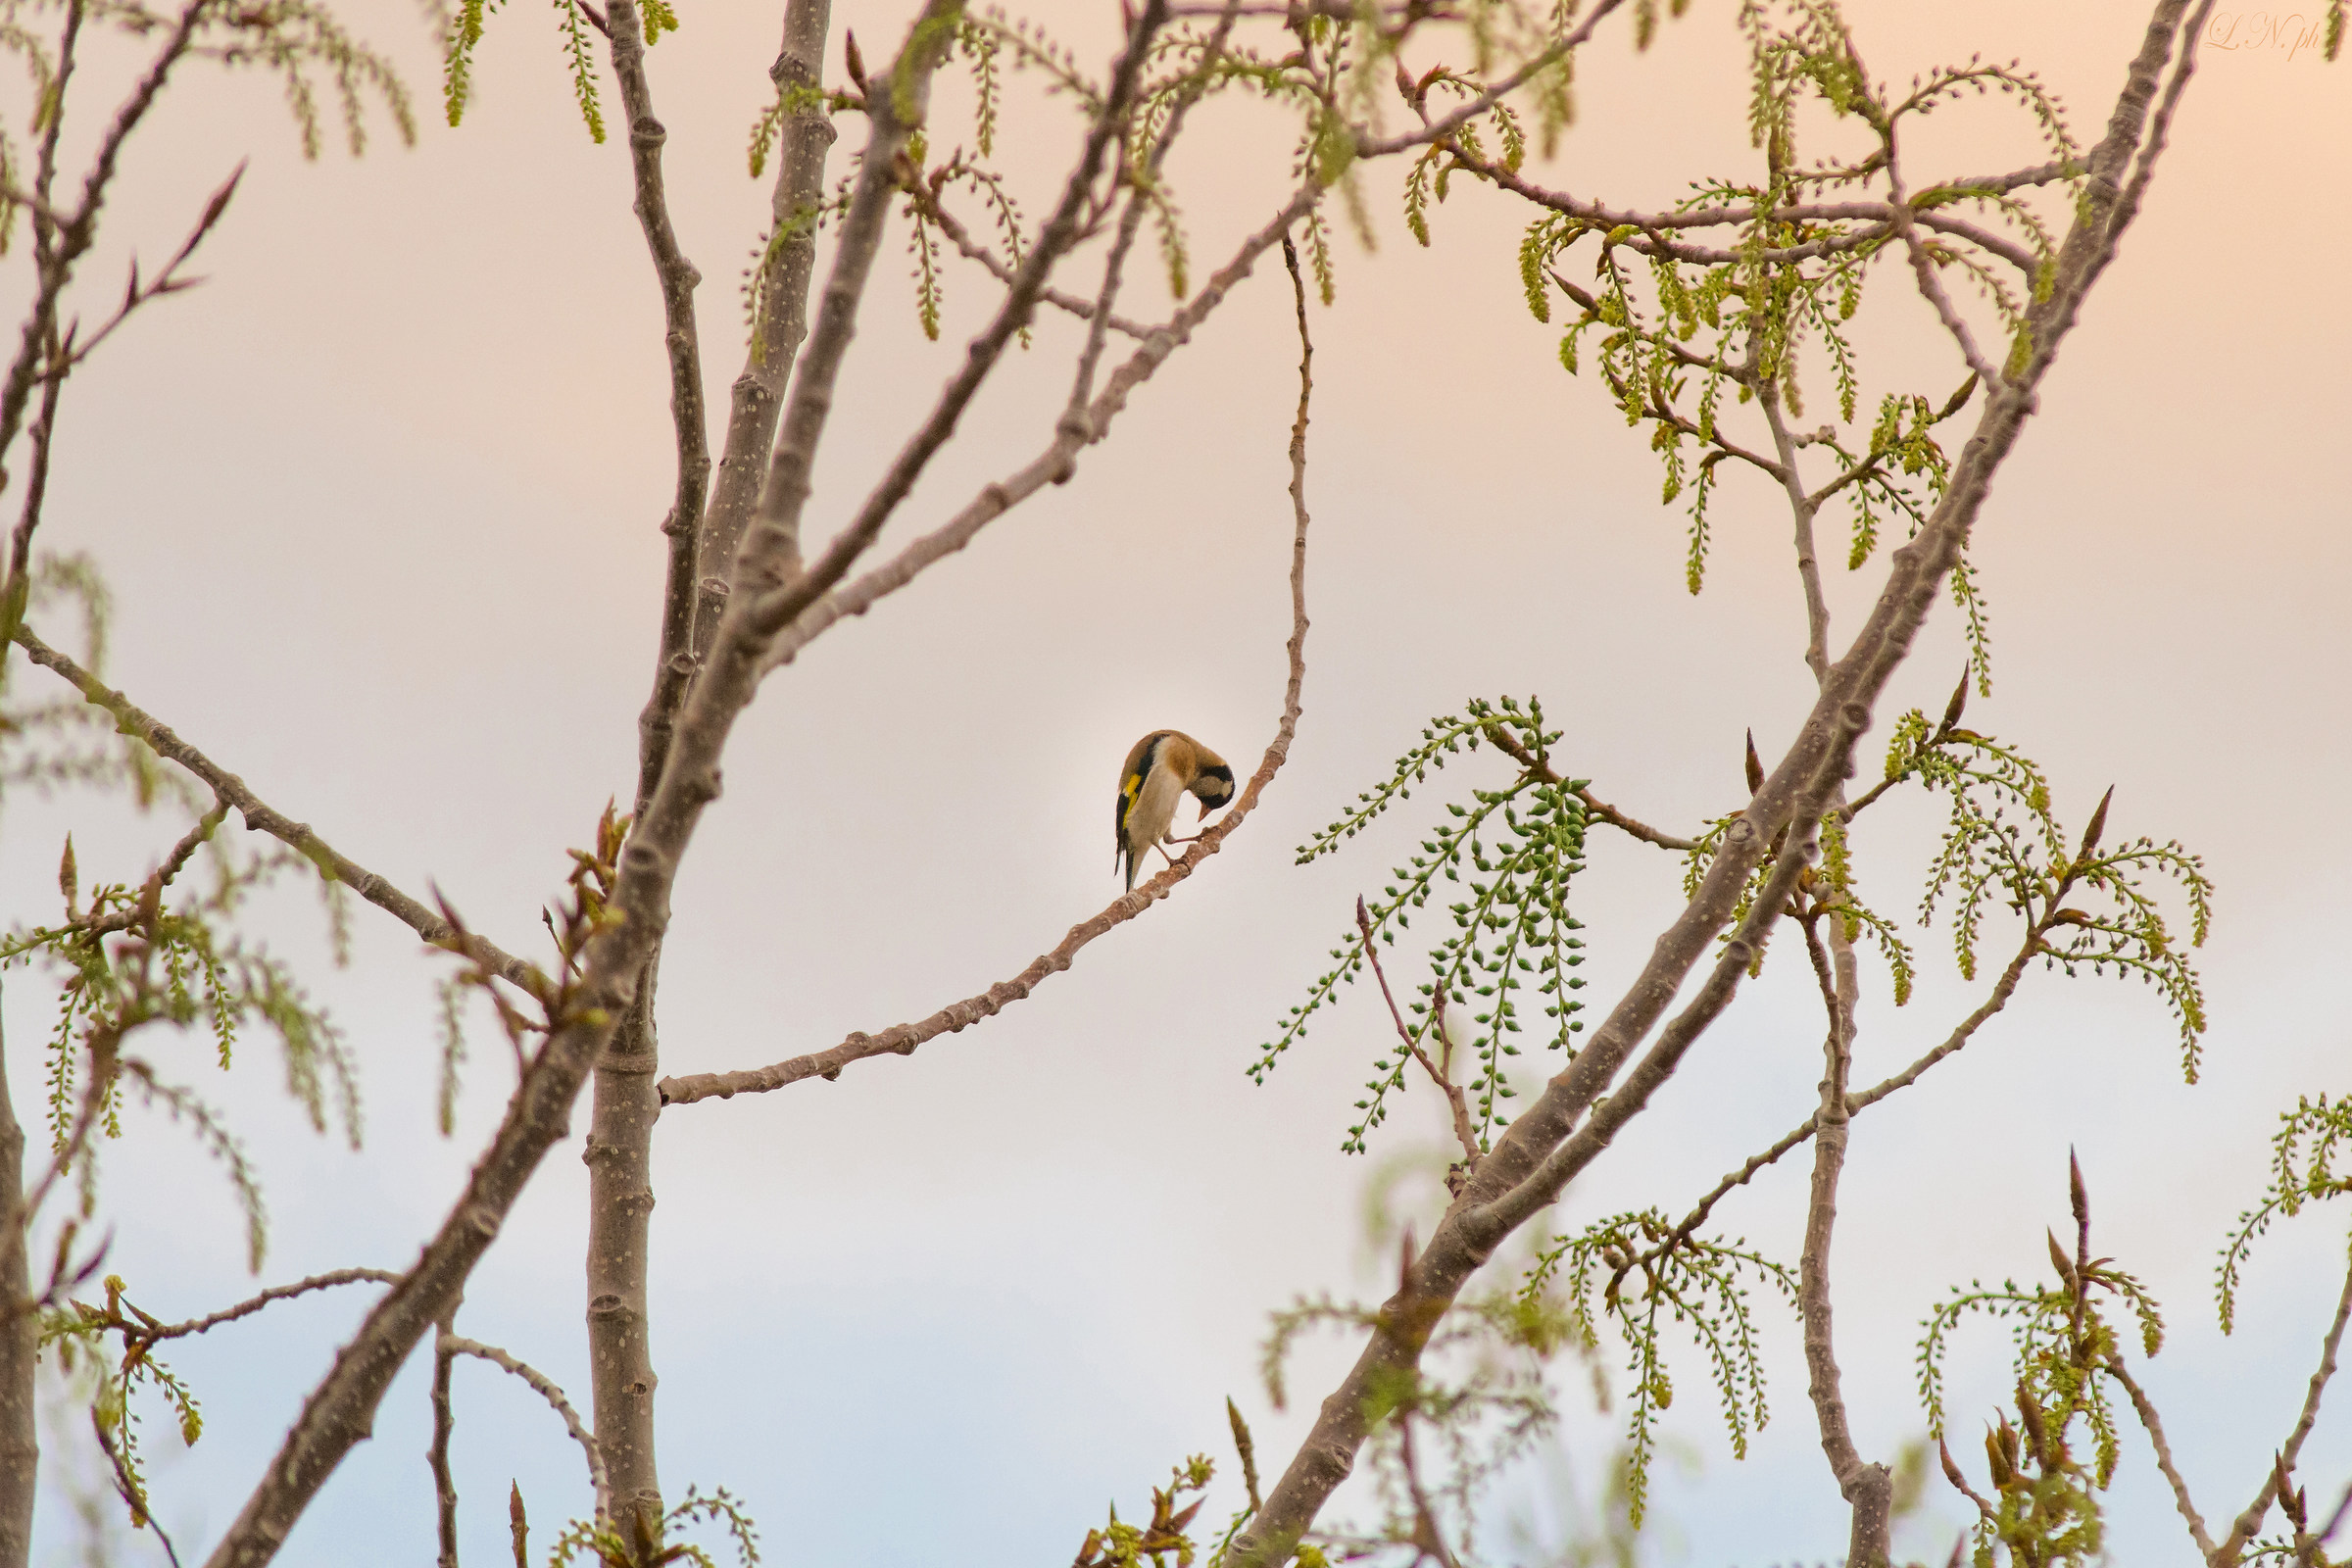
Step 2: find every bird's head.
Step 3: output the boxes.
[1191,762,1237,817]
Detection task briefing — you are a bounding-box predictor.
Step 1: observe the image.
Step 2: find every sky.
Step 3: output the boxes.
[2,0,2348,1565]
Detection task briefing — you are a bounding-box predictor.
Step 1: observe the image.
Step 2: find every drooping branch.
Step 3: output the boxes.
[11,624,538,991]
[661,204,1319,1108]
[443,1333,611,1521]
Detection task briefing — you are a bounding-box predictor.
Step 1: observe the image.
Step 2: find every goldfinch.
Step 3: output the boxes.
[1115,730,1237,891]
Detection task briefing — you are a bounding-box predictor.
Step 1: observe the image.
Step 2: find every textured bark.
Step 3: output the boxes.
[588,0,841,1528]
[691,0,837,657]
[584,976,662,1529]
[1798,911,1892,1568]
[0,998,35,1568]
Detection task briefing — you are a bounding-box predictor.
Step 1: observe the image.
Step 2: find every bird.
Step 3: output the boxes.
[1115,729,1237,891]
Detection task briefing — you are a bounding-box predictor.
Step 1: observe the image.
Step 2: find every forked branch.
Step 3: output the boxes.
[660,209,1322,1107]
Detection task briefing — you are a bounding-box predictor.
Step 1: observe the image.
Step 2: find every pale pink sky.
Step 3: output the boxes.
[6,1,2349,1562]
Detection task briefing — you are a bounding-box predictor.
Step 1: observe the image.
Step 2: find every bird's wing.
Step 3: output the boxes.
[1116,733,1162,862]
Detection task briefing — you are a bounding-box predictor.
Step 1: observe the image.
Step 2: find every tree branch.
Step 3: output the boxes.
[660,204,1318,1107]
[757,180,1321,676]
[607,0,712,814]
[1479,717,1697,853]
[430,1318,459,1568]
[2106,1354,2217,1559]
[1795,905,1893,1565]
[2216,1249,2352,1562]
[191,16,1166,1559]
[727,0,1172,657]
[1358,895,1478,1171]
[1660,892,2056,1256]
[142,1268,401,1343]
[1222,5,2202,1544]
[11,624,539,991]
[443,1334,611,1522]
[690,2,840,665]
[907,175,1152,340]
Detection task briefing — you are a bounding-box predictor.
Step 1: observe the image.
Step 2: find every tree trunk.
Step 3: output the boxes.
[585,972,663,1529]
[583,0,838,1535]
[0,993,38,1568]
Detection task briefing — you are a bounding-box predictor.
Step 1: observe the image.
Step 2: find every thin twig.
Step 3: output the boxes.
[1357,895,1478,1169]
[757,180,1322,676]
[2106,1354,2216,1558]
[141,1268,402,1344]
[1662,907,2051,1251]
[93,1407,184,1568]
[1479,721,1695,853]
[910,180,1152,339]
[11,624,539,991]
[443,1334,612,1521]
[430,1320,460,1568]
[2218,1250,2352,1561]
[661,201,1320,1108]
[607,0,711,815]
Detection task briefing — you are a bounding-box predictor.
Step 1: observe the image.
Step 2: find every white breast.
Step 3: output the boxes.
[1127,759,1186,853]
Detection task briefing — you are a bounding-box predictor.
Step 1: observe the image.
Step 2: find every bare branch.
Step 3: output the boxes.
[1795,902,1893,1564]
[0,0,207,498]
[910,178,1152,339]
[443,1333,611,1522]
[1358,895,1479,1170]
[2217,1250,2352,1561]
[727,0,1171,657]
[661,207,1319,1108]
[1665,900,2053,1250]
[11,624,539,992]
[758,181,1321,675]
[430,1320,459,1568]
[609,0,714,816]
[141,1268,401,1344]
[691,3,842,659]
[2106,1354,2217,1559]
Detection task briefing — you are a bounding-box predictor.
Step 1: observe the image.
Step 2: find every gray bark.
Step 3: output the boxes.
[0,993,35,1568]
